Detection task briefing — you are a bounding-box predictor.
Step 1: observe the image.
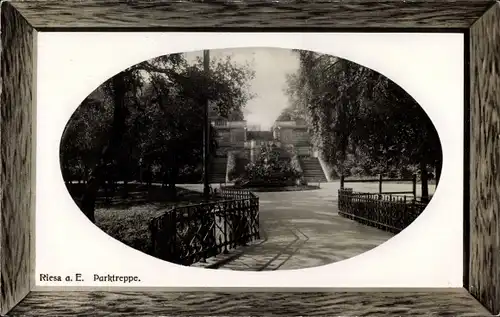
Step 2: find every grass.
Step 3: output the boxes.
[336,175,438,185]
[95,204,163,255]
[66,183,219,256]
[234,184,321,192]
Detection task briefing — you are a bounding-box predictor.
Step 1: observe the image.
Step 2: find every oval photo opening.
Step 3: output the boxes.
[60,48,442,271]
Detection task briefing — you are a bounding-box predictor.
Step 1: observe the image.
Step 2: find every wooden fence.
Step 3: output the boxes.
[149,189,259,266]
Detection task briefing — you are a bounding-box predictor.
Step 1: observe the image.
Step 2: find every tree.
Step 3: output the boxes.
[139,54,255,199]
[77,69,138,222]
[59,89,114,184]
[284,50,442,198]
[60,52,255,222]
[276,108,293,121]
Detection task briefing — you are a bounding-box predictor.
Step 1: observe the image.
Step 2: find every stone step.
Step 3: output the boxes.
[300,157,327,182]
[210,155,228,183]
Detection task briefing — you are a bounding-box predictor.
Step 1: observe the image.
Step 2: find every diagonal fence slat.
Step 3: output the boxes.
[150,188,259,266]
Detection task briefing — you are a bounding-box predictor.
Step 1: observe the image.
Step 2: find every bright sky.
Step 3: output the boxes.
[185,48,300,130]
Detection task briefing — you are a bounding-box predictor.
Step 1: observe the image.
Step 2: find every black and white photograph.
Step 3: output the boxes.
[60,47,442,271]
[3,0,500,315]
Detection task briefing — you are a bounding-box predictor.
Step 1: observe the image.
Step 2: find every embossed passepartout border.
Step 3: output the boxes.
[1,1,499,316]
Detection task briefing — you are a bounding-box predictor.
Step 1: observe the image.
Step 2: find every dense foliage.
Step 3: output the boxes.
[60,52,255,222]
[284,50,442,185]
[237,144,302,187]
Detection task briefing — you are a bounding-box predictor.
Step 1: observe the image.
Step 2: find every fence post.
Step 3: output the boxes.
[340,175,345,189]
[412,174,417,200]
[378,174,383,199]
[170,211,177,263]
[149,220,156,257]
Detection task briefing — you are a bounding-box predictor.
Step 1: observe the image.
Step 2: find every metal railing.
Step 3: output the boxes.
[338,189,428,233]
[149,189,259,266]
[216,187,256,200]
[340,174,417,200]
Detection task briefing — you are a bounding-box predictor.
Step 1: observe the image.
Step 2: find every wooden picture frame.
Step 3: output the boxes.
[1,0,499,315]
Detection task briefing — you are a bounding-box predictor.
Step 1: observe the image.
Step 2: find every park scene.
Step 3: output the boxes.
[60,47,441,271]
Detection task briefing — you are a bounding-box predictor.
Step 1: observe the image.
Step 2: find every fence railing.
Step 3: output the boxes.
[338,189,428,233]
[216,187,256,200]
[341,174,417,200]
[149,189,259,266]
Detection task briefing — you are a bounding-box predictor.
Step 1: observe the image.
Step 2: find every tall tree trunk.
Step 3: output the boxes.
[122,178,129,198]
[79,72,128,223]
[435,160,442,186]
[103,169,111,205]
[110,170,117,196]
[168,178,177,201]
[83,166,88,184]
[146,165,152,188]
[168,165,178,201]
[420,160,429,203]
[161,164,168,188]
[121,160,129,198]
[138,164,143,183]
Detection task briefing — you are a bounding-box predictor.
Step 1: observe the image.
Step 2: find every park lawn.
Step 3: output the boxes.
[95,204,164,256]
[93,185,218,256]
[233,184,320,192]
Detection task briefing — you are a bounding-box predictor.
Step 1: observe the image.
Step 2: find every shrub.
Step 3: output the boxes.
[239,145,302,187]
[177,165,203,183]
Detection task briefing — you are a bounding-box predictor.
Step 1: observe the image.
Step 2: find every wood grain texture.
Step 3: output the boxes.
[6,290,492,316]
[0,2,35,315]
[9,0,496,30]
[469,1,500,315]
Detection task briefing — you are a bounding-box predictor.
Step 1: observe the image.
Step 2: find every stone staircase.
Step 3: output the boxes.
[209,156,228,184]
[299,157,328,183]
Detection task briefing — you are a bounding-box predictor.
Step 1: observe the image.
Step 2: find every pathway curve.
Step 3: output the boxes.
[199,182,394,271]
